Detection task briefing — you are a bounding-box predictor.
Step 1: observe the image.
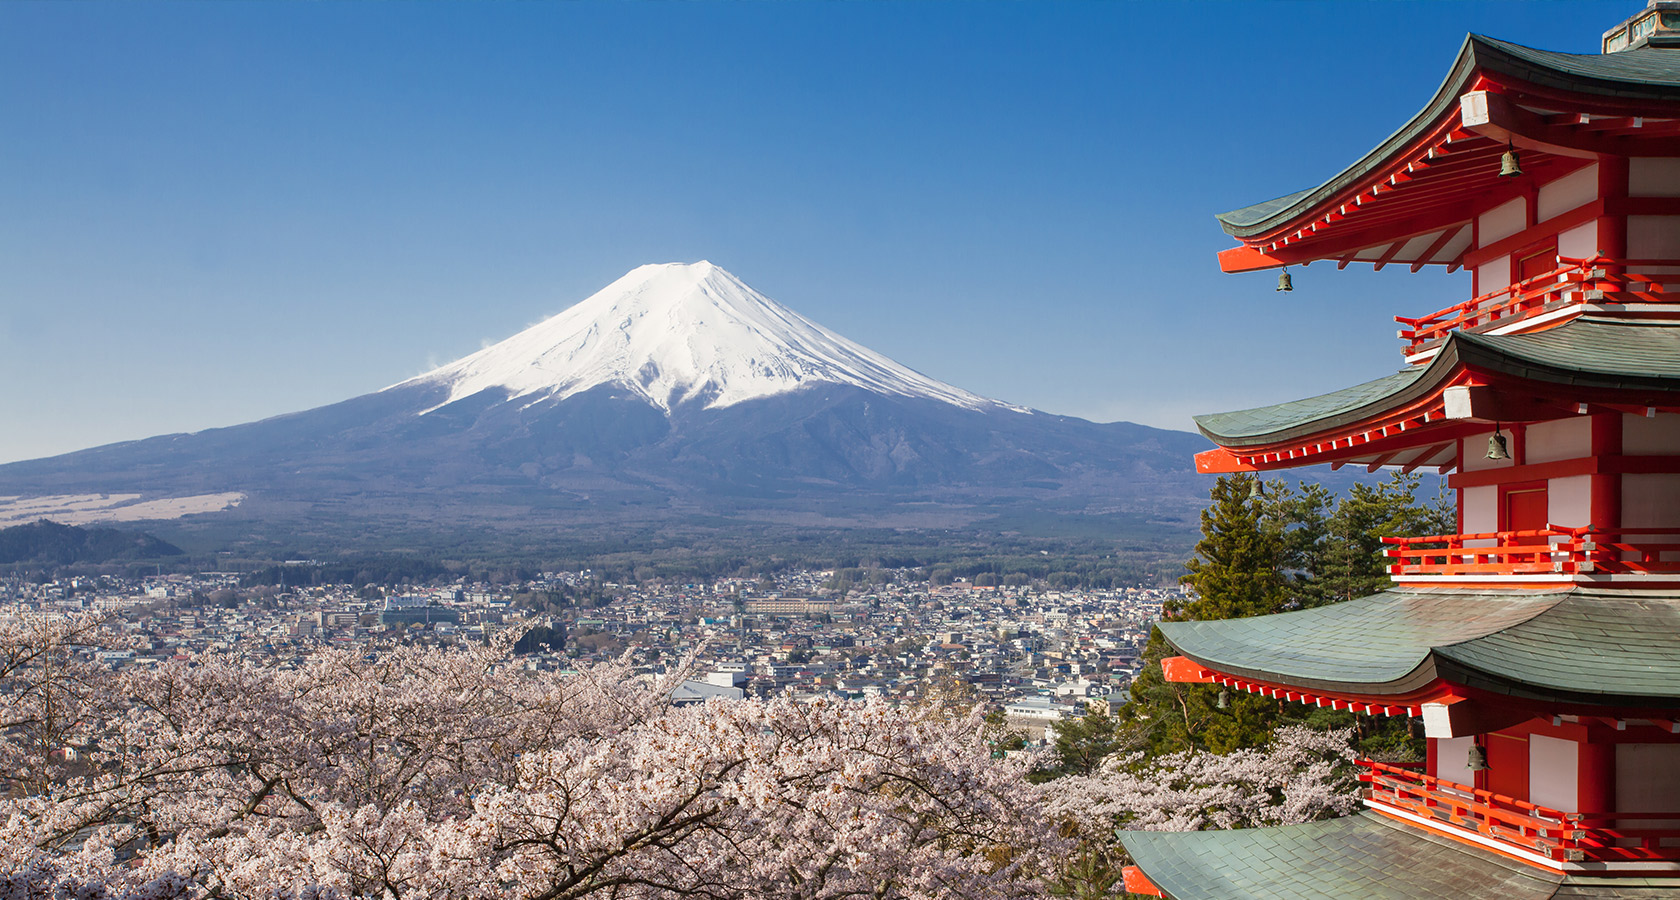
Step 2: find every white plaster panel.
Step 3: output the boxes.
[1477,256,1511,294]
[1628,215,1680,259]
[1625,412,1680,455]
[1526,417,1591,464]
[1538,164,1599,221]
[1479,198,1527,246]
[1622,474,1680,529]
[1630,157,1680,197]
[1548,475,1591,530]
[1559,221,1598,261]
[1437,736,1475,789]
[1530,734,1579,813]
[1616,744,1680,815]
[1462,485,1498,534]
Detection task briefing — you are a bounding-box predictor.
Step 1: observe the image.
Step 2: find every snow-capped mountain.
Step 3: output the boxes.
[0,263,1214,536]
[398,261,1017,415]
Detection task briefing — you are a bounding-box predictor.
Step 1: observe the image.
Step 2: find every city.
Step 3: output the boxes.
[0,568,1173,741]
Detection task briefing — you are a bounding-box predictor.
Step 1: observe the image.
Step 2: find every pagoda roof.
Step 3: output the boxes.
[1219,36,1680,238]
[1121,811,1680,900]
[1195,317,1680,450]
[1214,36,1680,272]
[1157,586,1680,708]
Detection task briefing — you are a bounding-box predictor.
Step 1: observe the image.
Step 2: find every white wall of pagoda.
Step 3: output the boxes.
[1461,158,1680,296]
[1454,414,1680,536]
[1616,744,1680,825]
[1530,734,1580,813]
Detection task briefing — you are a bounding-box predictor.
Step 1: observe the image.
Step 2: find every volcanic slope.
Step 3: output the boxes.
[0,262,1212,530]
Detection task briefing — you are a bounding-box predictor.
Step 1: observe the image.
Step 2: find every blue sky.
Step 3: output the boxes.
[0,0,1636,463]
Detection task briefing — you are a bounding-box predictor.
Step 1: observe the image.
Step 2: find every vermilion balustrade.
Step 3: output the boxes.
[1396,256,1671,358]
[1361,759,1680,864]
[1383,527,1680,578]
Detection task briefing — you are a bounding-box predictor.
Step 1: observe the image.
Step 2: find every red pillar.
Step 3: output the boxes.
[1591,413,1622,544]
[1598,156,1629,266]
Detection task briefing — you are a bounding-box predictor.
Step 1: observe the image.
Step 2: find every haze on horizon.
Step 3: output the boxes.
[0,1,1635,465]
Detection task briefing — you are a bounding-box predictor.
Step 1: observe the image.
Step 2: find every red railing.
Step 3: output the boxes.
[1383,527,1680,578]
[1396,257,1672,358]
[1361,759,1680,864]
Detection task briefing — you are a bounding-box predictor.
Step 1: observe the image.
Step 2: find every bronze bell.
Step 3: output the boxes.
[1216,688,1230,710]
[1276,268,1293,292]
[1467,742,1489,772]
[1487,428,1510,461]
[1499,145,1523,178]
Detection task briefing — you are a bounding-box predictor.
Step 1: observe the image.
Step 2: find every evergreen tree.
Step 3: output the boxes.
[1295,472,1454,607]
[1174,473,1287,620]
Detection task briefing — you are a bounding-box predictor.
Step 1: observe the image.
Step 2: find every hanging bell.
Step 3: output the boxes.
[1467,742,1489,772]
[1276,267,1293,292]
[1248,478,1266,500]
[1486,428,1510,461]
[1499,144,1523,178]
[1216,688,1230,710]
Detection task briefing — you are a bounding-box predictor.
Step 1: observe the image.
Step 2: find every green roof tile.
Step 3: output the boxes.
[1195,319,1680,447]
[1123,812,1680,899]
[1160,586,1680,707]
[1122,812,1563,900]
[1217,37,1680,238]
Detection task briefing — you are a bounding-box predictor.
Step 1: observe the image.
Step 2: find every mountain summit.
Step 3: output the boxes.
[401,261,1009,415]
[0,262,1212,537]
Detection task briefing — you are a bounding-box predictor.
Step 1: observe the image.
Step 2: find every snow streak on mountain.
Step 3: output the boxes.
[396,261,1019,415]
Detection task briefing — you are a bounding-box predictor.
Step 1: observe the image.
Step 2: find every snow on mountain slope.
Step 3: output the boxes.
[395,261,1021,415]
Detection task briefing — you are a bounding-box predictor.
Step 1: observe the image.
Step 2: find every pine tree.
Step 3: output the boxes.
[1175,473,1287,620]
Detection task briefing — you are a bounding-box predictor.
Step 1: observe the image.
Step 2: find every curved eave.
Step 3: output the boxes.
[1193,363,1442,450]
[1158,587,1680,710]
[1217,35,1680,243]
[1195,318,1680,452]
[1157,588,1563,698]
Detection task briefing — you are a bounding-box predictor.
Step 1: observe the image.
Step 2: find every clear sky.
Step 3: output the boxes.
[0,0,1637,464]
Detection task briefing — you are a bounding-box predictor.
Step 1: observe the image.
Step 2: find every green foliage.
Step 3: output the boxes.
[1119,628,1281,756]
[1268,472,1455,608]
[1109,472,1449,760]
[1042,708,1124,778]
[1175,473,1287,620]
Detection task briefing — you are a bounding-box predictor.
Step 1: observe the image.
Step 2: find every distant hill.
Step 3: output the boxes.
[0,520,184,566]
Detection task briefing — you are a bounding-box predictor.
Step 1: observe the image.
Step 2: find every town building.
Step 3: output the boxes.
[1123,5,1680,898]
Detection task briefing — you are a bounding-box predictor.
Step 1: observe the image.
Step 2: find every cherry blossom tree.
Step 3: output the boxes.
[0,619,1059,900]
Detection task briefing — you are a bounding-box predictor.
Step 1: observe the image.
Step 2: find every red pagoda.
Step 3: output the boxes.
[1121,4,1680,898]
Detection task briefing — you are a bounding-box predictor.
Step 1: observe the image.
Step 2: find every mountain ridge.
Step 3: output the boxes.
[0,263,1215,536]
